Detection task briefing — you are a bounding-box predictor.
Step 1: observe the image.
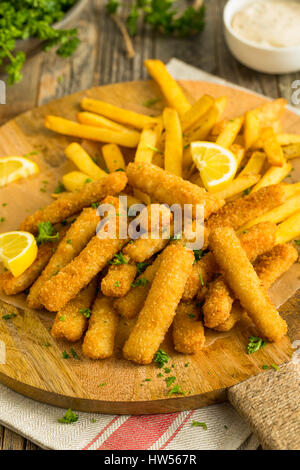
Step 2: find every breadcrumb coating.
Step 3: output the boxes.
[101,255,137,297]
[173,302,205,354]
[210,227,287,342]
[126,162,224,219]
[82,295,119,359]
[51,279,97,342]
[27,207,100,309]
[20,171,127,233]
[123,245,194,364]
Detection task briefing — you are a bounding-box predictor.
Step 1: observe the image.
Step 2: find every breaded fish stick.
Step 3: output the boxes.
[51,279,97,342]
[207,184,286,232]
[126,162,224,219]
[183,221,277,301]
[215,244,298,332]
[101,255,137,297]
[203,222,277,327]
[20,171,127,233]
[27,207,100,309]
[123,245,194,364]
[210,227,287,342]
[0,238,60,296]
[113,255,162,319]
[40,197,128,311]
[173,302,205,354]
[82,295,119,359]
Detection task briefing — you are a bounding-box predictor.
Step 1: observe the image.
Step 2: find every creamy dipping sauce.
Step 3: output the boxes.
[231,0,300,48]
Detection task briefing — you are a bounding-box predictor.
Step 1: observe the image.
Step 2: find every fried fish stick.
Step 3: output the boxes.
[101,255,137,297]
[51,279,97,342]
[82,295,119,359]
[207,184,286,232]
[124,236,169,263]
[123,245,194,364]
[183,221,277,302]
[114,255,162,319]
[210,227,287,342]
[126,162,224,219]
[215,244,298,332]
[0,239,59,296]
[27,207,100,309]
[40,197,128,311]
[173,302,205,354]
[144,59,191,116]
[203,222,277,328]
[20,171,128,234]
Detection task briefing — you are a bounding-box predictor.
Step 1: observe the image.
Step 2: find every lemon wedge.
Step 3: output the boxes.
[191,142,237,193]
[0,231,38,277]
[0,156,39,187]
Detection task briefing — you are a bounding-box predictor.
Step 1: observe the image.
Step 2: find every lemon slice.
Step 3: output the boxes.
[0,156,39,187]
[0,231,38,277]
[191,142,237,193]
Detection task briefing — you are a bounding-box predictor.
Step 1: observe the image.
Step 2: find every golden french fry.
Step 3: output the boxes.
[239,151,266,176]
[216,116,244,149]
[277,134,300,146]
[261,127,285,167]
[62,171,93,192]
[163,107,183,176]
[102,144,126,172]
[231,144,246,170]
[216,174,260,200]
[81,97,158,130]
[214,96,228,118]
[239,194,300,231]
[282,182,300,198]
[244,111,260,150]
[133,188,151,205]
[65,142,107,179]
[77,111,130,133]
[276,210,300,244]
[135,122,163,163]
[180,95,214,132]
[283,143,300,160]
[45,115,140,148]
[173,302,205,354]
[251,161,292,192]
[144,59,191,116]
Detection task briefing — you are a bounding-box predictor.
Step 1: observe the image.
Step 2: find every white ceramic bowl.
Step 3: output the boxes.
[223,0,300,74]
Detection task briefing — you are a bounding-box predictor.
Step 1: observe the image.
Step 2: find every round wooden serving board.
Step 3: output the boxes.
[0,80,299,415]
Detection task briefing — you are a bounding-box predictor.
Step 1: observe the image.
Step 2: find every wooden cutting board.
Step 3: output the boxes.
[0,80,299,415]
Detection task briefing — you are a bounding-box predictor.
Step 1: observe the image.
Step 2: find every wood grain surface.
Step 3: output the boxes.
[0,79,299,417]
[0,0,299,450]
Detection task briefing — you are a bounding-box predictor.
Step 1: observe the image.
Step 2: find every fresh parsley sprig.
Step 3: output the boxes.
[0,1,80,85]
[247,336,267,355]
[36,221,59,245]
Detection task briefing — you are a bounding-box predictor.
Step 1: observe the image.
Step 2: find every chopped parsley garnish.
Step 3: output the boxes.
[91,418,97,423]
[36,221,59,245]
[246,336,267,354]
[70,348,80,360]
[85,178,92,184]
[62,350,70,359]
[145,144,163,154]
[2,203,7,207]
[97,383,107,387]
[167,385,186,396]
[79,308,92,319]
[154,349,169,368]
[262,365,269,370]
[294,240,300,245]
[144,378,151,382]
[131,278,149,288]
[114,281,121,287]
[164,368,171,374]
[271,363,280,371]
[192,421,207,430]
[59,315,66,322]
[136,261,149,275]
[170,233,182,241]
[0,217,6,223]
[143,98,161,107]
[165,376,176,387]
[44,342,51,347]
[58,409,78,424]
[66,239,72,244]
[243,188,251,196]
[109,252,128,265]
[91,202,99,209]
[184,363,189,368]
[115,168,125,172]
[2,313,17,320]
[157,373,163,378]
[187,313,196,319]
[199,273,204,287]
[193,249,203,262]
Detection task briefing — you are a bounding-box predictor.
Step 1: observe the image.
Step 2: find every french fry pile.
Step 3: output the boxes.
[1,59,300,365]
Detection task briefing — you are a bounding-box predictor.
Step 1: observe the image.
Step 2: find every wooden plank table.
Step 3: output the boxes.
[0,0,299,451]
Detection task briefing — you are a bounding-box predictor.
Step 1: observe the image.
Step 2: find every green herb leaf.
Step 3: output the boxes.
[58,408,78,424]
[79,308,92,319]
[154,349,169,368]
[192,421,207,430]
[36,221,59,245]
[247,336,267,355]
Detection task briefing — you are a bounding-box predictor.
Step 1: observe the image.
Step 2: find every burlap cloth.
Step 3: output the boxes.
[168,59,300,450]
